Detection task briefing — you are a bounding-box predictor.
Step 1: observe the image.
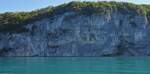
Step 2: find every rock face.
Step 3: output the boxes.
[1,10,150,56]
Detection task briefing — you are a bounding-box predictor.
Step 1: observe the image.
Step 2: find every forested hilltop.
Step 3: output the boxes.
[0,1,150,32]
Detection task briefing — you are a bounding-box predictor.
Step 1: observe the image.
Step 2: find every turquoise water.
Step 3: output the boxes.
[0,57,150,74]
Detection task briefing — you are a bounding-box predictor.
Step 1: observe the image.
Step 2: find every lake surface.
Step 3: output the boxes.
[0,57,150,74]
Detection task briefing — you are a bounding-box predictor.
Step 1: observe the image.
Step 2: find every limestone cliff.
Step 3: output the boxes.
[1,2,150,56]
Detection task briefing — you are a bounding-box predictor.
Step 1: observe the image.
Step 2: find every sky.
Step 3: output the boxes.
[0,0,150,13]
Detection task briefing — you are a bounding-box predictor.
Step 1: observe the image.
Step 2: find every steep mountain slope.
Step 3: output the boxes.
[1,1,150,56]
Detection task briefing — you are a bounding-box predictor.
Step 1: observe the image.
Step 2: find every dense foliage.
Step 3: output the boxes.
[0,1,150,32]
[0,7,53,32]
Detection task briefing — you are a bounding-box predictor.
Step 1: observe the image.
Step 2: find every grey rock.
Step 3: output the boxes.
[0,11,150,56]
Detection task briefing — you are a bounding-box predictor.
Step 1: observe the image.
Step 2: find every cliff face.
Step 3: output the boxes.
[1,2,150,56]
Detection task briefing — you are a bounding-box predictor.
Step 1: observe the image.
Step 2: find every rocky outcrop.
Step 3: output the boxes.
[1,2,150,56]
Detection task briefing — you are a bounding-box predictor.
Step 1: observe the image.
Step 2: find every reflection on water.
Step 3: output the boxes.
[0,57,150,74]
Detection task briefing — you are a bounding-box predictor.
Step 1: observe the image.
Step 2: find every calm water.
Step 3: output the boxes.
[0,57,150,74]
